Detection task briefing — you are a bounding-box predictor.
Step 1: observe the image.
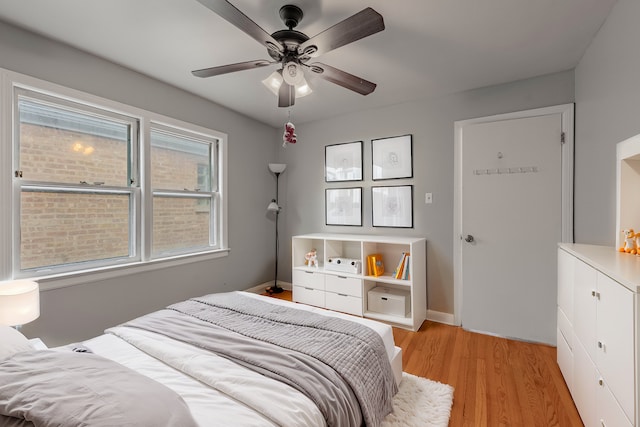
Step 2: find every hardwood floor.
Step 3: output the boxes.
[263,290,583,426]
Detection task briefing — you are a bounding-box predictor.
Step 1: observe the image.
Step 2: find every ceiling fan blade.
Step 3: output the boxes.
[196,0,284,54]
[192,60,274,78]
[298,8,384,57]
[305,62,376,95]
[278,82,295,108]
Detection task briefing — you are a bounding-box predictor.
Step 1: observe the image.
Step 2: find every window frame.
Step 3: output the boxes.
[1,69,229,289]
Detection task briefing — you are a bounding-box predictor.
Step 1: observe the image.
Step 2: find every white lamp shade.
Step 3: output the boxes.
[268,163,287,174]
[261,71,312,98]
[0,280,40,326]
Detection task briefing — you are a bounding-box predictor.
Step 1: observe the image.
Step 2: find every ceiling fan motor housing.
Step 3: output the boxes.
[279,5,303,29]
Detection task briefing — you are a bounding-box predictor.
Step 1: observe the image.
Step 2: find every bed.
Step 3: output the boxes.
[0,291,403,427]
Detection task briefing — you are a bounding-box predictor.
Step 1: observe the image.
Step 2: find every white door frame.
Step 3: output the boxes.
[453,104,574,326]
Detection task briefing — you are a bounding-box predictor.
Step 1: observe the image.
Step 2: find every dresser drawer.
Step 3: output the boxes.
[325,275,362,297]
[293,285,325,308]
[556,328,573,393]
[325,292,362,316]
[292,269,325,290]
[557,306,572,350]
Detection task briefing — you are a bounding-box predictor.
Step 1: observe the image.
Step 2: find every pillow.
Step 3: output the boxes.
[0,326,32,362]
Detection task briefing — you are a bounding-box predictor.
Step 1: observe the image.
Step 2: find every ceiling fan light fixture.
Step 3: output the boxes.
[295,77,312,98]
[261,70,312,98]
[262,70,283,95]
[282,61,304,85]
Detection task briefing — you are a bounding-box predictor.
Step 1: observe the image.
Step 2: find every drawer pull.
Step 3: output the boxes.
[598,378,604,386]
[305,287,314,291]
[338,293,348,297]
[591,290,596,297]
[337,275,347,279]
[305,271,314,274]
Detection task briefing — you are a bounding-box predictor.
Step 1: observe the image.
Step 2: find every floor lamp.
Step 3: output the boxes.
[267,163,286,294]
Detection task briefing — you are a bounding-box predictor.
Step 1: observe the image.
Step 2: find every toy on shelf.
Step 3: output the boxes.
[619,228,639,255]
[304,249,318,268]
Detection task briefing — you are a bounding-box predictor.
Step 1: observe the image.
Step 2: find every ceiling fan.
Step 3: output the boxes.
[192,0,385,107]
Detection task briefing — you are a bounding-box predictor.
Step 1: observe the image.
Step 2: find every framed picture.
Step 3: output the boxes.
[325,187,362,226]
[325,141,363,182]
[372,185,413,228]
[372,134,413,180]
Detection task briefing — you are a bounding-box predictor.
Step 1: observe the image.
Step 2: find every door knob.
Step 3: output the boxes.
[464,235,475,243]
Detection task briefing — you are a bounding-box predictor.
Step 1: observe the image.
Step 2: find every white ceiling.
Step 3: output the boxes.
[0,0,617,127]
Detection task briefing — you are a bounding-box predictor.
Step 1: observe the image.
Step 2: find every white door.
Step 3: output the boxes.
[454,105,573,344]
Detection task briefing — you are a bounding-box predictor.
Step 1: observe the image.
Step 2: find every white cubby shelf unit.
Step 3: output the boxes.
[291,233,427,331]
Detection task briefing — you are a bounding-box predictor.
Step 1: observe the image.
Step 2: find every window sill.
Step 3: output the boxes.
[32,248,230,291]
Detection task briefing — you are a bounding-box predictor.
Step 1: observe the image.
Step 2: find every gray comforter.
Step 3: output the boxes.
[0,350,198,427]
[120,291,397,427]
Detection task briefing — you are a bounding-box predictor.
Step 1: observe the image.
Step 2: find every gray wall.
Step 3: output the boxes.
[276,71,574,316]
[0,21,279,346]
[574,0,640,246]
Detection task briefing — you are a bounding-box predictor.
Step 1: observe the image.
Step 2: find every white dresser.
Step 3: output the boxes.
[557,243,640,427]
[291,233,427,331]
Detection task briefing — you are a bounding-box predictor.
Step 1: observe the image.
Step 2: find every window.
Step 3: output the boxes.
[16,92,138,274]
[150,127,219,257]
[9,77,227,280]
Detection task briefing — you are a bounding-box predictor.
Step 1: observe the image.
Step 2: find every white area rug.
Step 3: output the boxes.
[381,372,454,427]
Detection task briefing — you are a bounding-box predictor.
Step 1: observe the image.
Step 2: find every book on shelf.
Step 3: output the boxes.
[366,253,385,276]
[393,252,410,279]
[403,255,410,280]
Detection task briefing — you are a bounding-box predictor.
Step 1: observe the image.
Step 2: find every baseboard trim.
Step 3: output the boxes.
[426,310,456,325]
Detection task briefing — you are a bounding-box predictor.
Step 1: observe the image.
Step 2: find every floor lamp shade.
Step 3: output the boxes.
[0,280,40,326]
[268,163,287,174]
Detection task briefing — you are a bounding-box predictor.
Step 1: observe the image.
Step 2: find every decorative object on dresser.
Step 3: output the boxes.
[325,141,363,182]
[372,134,413,180]
[618,228,638,254]
[291,233,426,331]
[0,280,40,328]
[266,163,286,294]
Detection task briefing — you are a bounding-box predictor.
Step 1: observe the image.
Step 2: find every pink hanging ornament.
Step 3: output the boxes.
[283,121,297,146]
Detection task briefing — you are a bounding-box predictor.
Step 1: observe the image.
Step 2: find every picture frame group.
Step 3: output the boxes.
[324,135,414,228]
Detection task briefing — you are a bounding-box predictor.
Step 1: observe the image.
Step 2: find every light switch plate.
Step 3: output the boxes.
[425,192,433,204]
